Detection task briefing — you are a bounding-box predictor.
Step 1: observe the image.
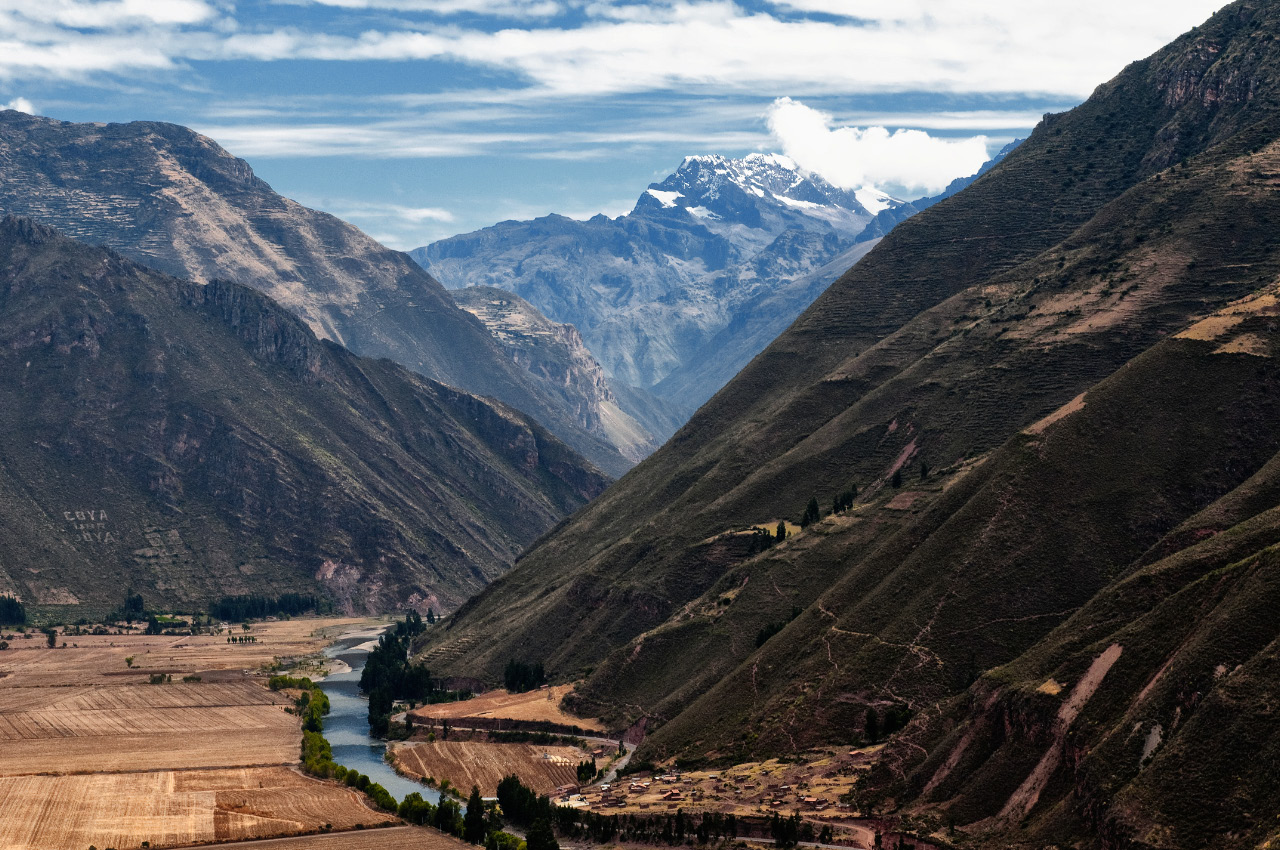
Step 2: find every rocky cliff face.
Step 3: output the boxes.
[0,216,608,615]
[0,112,632,476]
[451,286,680,461]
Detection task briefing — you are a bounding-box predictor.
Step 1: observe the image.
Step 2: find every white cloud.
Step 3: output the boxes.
[766,97,990,196]
[2,96,34,113]
[288,0,563,15]
[196,116,766,159]
[325,201,455,223]
[195,121,538,157]
[0,0,217,28]
[0,0,1233,101]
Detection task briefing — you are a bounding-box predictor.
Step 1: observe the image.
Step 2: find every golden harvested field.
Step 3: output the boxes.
[207,824,474,849]
[0,616,373,687]
[0,617,393,849]
[0,681,298,775]
[391,741,586,795]
[0,766,393,849]
[407,685,605,731]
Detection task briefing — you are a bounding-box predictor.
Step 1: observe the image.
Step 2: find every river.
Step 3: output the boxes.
[318,632,442,806]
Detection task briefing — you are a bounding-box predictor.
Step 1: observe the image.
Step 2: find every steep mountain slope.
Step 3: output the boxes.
[0,216,608,616]
[0,112,632,476]
[861,296,1280,849]
[450,287,681,460]
[416,154,883,414]
[422,0,1280,784]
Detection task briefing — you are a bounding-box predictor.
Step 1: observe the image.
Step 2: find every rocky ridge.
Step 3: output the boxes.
[418,149,1011,417]
[0,112,633,476]
[451,286,681,461]
[0,216,608,614]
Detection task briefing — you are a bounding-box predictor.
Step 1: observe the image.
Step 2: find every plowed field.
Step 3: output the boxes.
[392,741,586,795]
[204,824,472,849]
[0,767,392,849]
[0,617,394,849]
[407,685,605,731]
[0,681,297,775]
[0,617,371,687]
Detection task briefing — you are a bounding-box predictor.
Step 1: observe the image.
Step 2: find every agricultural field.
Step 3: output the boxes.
[0,681,298,774]
[207,825,475,849]
[0,616,401,850]
[0,616,372,687]
[392,741,588,795]
[0,766,395,848]
[408,684,606,731]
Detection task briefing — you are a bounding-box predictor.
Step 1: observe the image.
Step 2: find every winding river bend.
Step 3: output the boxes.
[318,632,441,806]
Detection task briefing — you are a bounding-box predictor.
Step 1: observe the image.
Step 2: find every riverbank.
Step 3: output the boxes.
[316,625,442,806]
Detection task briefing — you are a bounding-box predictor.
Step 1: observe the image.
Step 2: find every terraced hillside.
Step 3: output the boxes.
[0,217,606,613]
[423,5,1280,843]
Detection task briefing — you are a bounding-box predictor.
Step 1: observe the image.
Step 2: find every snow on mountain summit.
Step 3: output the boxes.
[640,152,906,226]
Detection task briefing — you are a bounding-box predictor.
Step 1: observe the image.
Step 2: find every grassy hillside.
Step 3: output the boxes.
[866,317,1280,847]
[0,216,608,616]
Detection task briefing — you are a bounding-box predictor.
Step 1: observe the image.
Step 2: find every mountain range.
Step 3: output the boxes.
[0,112,636,476]
[421,2,1280,845]
[415,147,1014,417]
[0,216,607,616]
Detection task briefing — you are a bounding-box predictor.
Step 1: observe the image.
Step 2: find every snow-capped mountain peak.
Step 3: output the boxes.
[638,152,906,232]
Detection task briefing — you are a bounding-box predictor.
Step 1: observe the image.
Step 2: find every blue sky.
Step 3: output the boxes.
[0,0,1230,248]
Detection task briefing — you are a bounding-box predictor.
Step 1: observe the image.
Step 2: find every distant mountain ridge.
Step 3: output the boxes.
[450,286,682,462]
[416,152,882,415]
[416,148,1011,416]
[0,112,634,476]
[0,216,607,615]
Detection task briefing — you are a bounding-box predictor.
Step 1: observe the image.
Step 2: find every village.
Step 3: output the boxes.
[395,683,934,850]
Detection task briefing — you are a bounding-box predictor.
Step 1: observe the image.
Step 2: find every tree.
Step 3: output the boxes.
[464,785,487,844]
[832,485,857,514]
[120,591,145,623]
[775,521,787,542]
[435,798,463,836]
[503,659,546,693]
[864,707,880,743]
[890,470,902,488]
[368,687,393,737]
[44,628,57,648]
[526,818,560,850]
[427,608,436,625]
[919,461,930,481]
[800,496,821,528]
[0,595,25,625]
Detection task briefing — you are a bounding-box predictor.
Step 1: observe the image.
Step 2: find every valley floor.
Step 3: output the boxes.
[0,616,448,849]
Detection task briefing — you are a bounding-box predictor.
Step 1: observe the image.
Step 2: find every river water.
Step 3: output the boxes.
[318,634,441,806]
